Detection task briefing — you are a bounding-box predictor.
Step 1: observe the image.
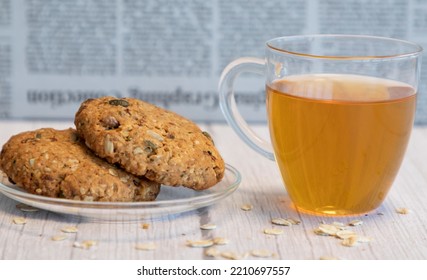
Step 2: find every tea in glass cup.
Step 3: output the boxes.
[219,35,422,216]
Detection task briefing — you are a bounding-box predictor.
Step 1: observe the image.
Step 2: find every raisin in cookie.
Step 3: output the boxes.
[0,128,160,202]
[74,97,225,190]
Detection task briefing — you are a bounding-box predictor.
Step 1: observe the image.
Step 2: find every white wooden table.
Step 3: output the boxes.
[0,120,426,260]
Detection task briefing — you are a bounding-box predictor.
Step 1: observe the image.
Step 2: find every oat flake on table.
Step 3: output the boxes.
[12,217,27,225]
[240,204,253,211]
[396,207,411,214]
[186,239,214,248]
[73,240,97,249]
[61,226,78,233]
[51,235,67,241]
[251,249,275,258]
[212,237,229,245]
[313,222,372,247]
[135,242,157,251]
[263,228,284,235]
[16,203,39,212]
[200,223,217,230]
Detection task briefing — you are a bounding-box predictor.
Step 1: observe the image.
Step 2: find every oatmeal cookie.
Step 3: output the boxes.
[74,97,225,190]
[0,128,160,202]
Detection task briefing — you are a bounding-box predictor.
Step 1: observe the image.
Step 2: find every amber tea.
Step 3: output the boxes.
[267,74,416,215]
[219,35,422,216]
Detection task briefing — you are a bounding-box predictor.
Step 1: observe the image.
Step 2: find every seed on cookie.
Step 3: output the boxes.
[101,116,120,129]
[104,136,114,154]
[202,131,214,144]
[133,147,144,155]
[108,99,129,107]
[143,140,157,155]
[108,168,118,177]
[147,130,164,142]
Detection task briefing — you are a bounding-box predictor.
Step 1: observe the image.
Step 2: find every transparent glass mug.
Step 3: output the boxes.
[219,35,422,216]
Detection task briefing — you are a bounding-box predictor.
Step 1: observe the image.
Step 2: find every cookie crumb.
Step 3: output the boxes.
[141,223,150,230]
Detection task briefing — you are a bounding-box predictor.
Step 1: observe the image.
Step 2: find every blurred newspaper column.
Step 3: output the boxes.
[0,0,426,123]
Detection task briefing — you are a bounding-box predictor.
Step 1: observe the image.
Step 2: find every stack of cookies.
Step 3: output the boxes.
[0,97,225,202]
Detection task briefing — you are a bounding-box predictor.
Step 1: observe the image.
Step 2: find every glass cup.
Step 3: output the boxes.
[219,35,422,216]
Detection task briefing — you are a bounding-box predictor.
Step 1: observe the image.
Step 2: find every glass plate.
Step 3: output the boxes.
[0,164,241,222]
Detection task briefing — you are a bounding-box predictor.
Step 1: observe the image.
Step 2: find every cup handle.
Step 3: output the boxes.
[218,57,275,161]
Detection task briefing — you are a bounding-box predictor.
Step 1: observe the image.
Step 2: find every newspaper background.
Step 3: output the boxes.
[1,0,427,124]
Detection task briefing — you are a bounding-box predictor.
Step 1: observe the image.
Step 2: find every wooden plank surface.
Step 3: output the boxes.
[0,121,426,259]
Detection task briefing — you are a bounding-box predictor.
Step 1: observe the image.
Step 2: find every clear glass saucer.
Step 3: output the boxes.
[0,164,241,222]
